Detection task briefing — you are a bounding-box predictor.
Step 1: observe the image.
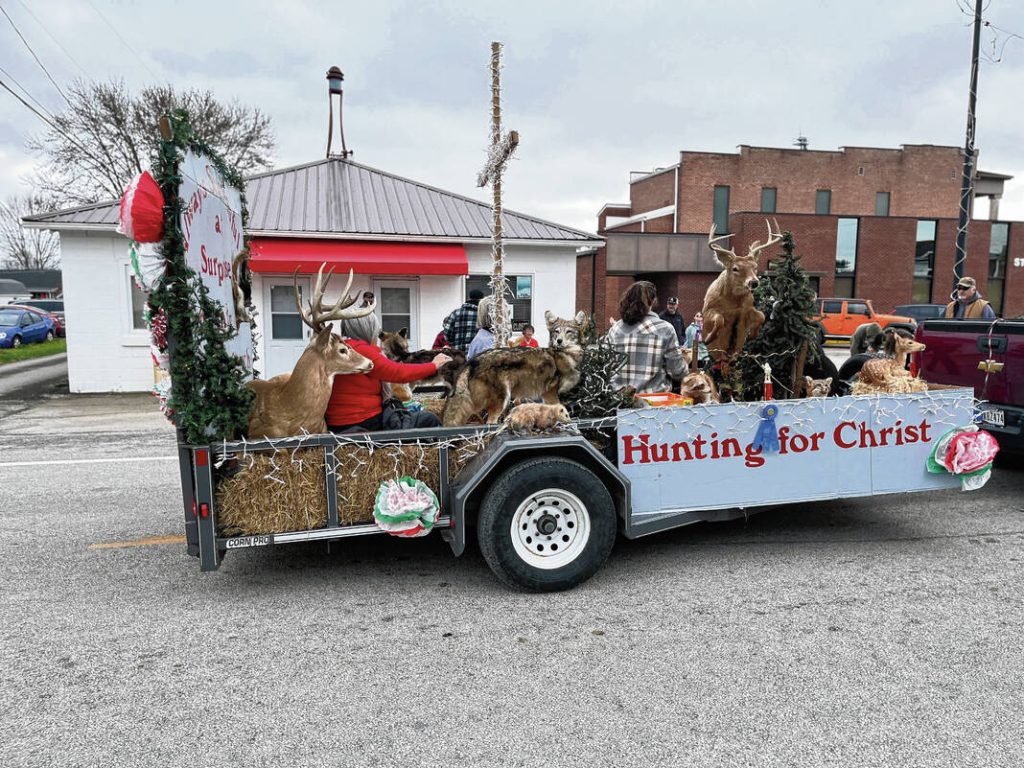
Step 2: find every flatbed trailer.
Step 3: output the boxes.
[178,387,978,591]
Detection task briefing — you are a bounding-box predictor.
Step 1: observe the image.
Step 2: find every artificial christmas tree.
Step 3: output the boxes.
[732,231,828,401]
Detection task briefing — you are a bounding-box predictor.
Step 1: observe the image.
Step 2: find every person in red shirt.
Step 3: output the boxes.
[326,314,451,432]
[514,324,539,347]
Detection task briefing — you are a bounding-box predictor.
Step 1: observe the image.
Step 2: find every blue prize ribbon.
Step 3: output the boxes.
[752,404,780,453]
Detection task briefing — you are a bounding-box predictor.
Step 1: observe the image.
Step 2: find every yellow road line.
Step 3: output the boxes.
[89,535,186,550]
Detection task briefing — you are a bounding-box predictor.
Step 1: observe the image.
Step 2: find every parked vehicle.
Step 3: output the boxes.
[916,318,1024,453]
[0,308,56,348]
[813,298,917,339]
[179,388,976,590]
[5,304,64,337]
[17,298,64,322]
[894,303,947,324]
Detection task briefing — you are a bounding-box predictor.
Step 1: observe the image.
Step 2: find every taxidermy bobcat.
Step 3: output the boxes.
[443,310,586,425]
[378,327,466,396]
[804,376,832,398]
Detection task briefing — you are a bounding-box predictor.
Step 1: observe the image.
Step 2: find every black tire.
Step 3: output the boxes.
[45,330,55,342]
[477,456,617,592]
[11,335,22,349]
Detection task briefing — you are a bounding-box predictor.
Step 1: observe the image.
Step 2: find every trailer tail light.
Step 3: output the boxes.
[199,503,210,519]
[191,500,197,519]
[195,449,209,467]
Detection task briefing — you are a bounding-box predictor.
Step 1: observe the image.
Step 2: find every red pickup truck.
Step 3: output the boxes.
[916,318,1024,453]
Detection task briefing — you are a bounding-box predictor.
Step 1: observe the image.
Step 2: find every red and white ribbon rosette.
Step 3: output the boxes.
[117,171,165,243]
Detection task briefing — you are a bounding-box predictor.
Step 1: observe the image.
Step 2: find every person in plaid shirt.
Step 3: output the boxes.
[443,289,484,351]
[607,281,687,392]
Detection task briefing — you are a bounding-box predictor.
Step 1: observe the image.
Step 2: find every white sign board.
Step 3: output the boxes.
[618,389,974,519]
[179,150,244,330]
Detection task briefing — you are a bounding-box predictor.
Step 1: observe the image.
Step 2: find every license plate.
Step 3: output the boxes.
[981,408,1005,427]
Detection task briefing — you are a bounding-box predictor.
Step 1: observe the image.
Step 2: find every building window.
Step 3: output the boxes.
[270,284,303,339]
[988,222,1009,316]
[834,218,859,298]
[760,187,776,214]
[128,269,147,331]
[807,276,821,297]
[379,286,412,334]
[713,185,730,235]
[913,220,937,303]
[465,274,533,332]
[875,191,890,217]
[815,189,831,215]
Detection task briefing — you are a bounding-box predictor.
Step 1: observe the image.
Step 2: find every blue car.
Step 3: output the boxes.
[0,307,56,349]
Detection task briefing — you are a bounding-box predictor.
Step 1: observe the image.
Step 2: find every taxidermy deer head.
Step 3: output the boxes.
[245,265,375,439]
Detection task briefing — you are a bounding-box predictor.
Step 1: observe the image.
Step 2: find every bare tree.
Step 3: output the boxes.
[0,195,61,269]
[29,79,275,206]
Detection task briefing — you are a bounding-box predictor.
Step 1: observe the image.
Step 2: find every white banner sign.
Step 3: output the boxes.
[179,150,244,330]
[618,389,974,517]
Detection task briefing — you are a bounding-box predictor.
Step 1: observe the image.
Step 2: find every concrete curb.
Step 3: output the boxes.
[0,352,68,375]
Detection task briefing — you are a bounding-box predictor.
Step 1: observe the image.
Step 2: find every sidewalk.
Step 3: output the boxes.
[0,352,68,374]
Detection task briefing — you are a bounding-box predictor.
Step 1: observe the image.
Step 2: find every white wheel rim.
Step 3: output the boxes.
[510,488,591,570]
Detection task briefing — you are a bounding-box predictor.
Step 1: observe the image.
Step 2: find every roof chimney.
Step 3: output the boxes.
[326,66,353,159]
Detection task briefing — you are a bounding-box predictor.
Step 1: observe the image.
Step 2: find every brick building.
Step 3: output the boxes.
[578,144,1023,325]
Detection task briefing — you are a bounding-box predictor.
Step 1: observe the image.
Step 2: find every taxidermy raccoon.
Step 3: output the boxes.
[378,328,466,396]
[804,376,833,398]
[443,310,586,425]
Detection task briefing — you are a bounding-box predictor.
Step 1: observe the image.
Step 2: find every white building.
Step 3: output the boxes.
[24,157,601,393]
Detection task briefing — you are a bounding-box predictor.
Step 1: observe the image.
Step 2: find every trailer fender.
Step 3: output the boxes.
[445,434,630,557]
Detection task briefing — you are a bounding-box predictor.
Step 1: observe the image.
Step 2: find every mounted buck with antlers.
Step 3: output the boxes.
[701,218,783,364]
[245,265,375,439]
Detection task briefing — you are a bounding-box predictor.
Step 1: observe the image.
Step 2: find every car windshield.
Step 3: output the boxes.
[0,310,22,325]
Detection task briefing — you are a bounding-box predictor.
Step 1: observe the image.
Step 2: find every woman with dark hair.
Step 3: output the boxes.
[606,281,687,392]
[325,312,451,432]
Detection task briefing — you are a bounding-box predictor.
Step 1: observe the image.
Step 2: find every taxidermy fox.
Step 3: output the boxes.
[443,310,586,425]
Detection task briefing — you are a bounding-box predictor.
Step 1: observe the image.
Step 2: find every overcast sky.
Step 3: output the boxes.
[1,0,1022,233]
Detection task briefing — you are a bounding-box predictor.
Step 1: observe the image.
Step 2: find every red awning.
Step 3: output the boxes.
[248,238,468,276]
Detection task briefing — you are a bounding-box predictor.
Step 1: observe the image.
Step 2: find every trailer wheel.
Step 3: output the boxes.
[477,457,616,592]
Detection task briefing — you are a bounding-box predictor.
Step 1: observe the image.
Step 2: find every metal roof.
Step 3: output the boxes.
[24,157,600,243]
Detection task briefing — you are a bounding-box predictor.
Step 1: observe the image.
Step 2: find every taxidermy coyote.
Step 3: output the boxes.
[443,310,586,425]
[378,328,466,396]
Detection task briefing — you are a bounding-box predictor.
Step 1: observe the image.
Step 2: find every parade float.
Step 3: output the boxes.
[125,48,995,592]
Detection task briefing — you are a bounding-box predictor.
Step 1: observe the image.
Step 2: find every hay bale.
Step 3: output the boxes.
[216,448,327,536]
[334,435,490,524]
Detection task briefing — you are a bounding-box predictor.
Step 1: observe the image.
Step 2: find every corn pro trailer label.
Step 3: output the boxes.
[618,390,973,517]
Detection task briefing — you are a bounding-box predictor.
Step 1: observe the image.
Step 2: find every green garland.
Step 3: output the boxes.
[147,109,254,444]
[561,315,635,420]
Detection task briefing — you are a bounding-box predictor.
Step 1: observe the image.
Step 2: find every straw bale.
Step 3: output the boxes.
[216,448,327,536]
[335,435,490,524]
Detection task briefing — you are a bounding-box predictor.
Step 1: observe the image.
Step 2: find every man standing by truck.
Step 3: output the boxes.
[944,277,997,320]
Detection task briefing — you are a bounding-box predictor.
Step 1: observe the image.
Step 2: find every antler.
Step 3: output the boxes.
[294,264,375,333]
[708,224,738,262]
[747,218,784,259]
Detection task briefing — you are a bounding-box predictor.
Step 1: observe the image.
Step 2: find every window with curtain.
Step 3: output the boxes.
[713,186,730,235]
[815,189,831,215]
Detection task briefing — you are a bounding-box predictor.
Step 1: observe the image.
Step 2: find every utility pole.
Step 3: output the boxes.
[953,0,983,287]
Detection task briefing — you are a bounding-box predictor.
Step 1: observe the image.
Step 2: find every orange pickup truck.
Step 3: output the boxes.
[813,298,917,339]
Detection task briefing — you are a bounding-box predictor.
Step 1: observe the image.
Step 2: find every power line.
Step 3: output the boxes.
[83,0,161,83]
[14,0,89,77]
[0,2,70,104]
[0,62,58,122]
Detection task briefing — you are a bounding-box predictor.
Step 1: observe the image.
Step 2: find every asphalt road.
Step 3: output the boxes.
[1,388,1022,768]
